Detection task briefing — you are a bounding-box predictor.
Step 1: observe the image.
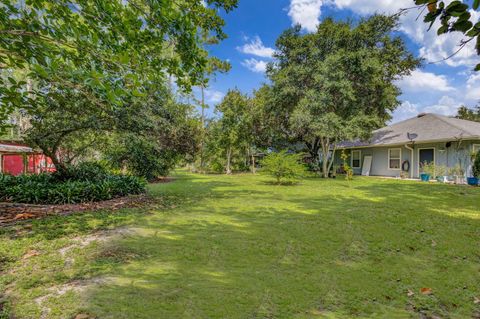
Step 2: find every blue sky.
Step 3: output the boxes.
[198,0,480,123]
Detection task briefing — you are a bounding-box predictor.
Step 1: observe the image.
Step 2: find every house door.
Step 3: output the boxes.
[418,148,435,175]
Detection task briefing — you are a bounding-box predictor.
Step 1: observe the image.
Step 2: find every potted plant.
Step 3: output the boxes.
[467,150,480,186]
[450,164,466,184]
[435,165,448,183]
[420,161,435,182]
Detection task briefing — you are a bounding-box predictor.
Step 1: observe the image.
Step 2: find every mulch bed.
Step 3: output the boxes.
[0,195,149,226]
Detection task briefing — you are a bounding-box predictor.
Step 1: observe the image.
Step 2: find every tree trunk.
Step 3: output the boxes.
[45,149,69,178]
[319,137,338,179]
[327,145,337,176]
[320,137,330,178]
[251,154,256,174]
[226,147,232,175]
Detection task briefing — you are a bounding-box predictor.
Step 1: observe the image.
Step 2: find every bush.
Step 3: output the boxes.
[261,151,306,184]
[62,161,110,181]
[0,163,146,204]
[105,137,177,181]
[473,150,480,178]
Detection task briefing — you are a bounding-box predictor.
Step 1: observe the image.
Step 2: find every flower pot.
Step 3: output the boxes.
[420,173,430,182]
[436,176,448,183]
[467,177,479,186]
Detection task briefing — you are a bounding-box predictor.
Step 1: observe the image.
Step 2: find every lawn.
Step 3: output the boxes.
[1,172,480,318]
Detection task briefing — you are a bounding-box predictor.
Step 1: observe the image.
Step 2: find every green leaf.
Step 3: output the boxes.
[437,25,448,35]
[132,89,146,97]
[452,20,473,33]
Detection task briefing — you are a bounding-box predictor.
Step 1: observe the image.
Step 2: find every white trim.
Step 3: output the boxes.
[351,150,361,169]
[417,147,436,177]
[388,148,402,170]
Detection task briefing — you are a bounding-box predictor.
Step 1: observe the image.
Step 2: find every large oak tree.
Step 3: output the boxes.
[266,15,420,177]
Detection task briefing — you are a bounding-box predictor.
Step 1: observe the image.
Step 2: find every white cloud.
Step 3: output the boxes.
[423,95,461,116]
[237,36,275,58]
[391,96,463,123]
[397,70,454,93]
[288,0,323,32]
[204,89,225,104]
[466,73,480,101]
[334,0,407,15]
[242,58,268,73]
[310,1,479,67]
[392,101,419,123]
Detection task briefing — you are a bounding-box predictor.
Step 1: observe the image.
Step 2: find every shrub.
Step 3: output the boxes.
[0,163,146,204]
[261,151,306,184]
[105,137,179,181]
[473,150,480,178]
[340,150,353,180]
[63,161,110,181]
[420,161,436,178]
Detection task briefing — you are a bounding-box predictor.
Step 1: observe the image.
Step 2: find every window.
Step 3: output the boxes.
[473,144,480,154]
[388,148,401,170]
[351,150,361,168]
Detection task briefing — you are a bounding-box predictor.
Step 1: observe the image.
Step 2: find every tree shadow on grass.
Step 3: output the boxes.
[80,177,480,319]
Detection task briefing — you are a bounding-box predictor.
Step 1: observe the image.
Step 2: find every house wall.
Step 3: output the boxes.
[335,140,480,178]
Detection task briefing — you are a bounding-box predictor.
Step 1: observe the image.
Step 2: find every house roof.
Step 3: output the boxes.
[0,143,34,153]
[339,113,480,148]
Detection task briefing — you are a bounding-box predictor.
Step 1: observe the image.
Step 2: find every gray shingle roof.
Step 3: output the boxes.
[339,113,480,148]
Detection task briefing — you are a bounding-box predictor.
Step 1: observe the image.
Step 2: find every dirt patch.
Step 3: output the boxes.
[34,278,107,319]
[0,195,150,226]
[149,176,175,184]
[59,228,133,258]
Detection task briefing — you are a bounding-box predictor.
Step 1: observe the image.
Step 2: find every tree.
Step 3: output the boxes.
[267,15,420,177]
[104,101,201,181]
[209,89,251,174]
[457,105,480,121]
[0,0,238,126]
[195,57,231,172]
[23,76,200,178]
[412,0,480,71]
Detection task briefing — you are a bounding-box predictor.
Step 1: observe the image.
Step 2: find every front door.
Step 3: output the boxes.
[419,148,434,176]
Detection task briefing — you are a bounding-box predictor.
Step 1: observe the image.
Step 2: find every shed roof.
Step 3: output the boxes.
[0,143,34,153]
[340,113,480,148]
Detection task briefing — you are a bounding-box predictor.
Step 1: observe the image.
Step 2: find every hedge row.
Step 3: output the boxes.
[0,163,146,205]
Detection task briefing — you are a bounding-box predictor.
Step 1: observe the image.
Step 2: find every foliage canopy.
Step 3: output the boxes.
[0,0,237,124]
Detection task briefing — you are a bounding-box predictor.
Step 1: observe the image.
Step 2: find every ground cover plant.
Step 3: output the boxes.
[1,172,479,318]
[0,163,146,204]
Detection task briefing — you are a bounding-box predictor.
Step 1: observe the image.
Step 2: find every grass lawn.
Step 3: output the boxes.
[1,172,480,318]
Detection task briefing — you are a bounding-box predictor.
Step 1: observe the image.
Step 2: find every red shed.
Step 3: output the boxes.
[0,143,55,176]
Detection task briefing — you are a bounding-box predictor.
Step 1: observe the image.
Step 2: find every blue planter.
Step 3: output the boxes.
[467,177,479,186]
[420,173,430,182]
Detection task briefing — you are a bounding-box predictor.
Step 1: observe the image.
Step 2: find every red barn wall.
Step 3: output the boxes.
[3,154,25,176]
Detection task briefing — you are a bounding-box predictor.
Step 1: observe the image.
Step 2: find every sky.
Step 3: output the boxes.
[198,0,480,123]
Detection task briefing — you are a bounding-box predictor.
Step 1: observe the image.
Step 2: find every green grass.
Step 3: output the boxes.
[1,172,480,318]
